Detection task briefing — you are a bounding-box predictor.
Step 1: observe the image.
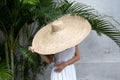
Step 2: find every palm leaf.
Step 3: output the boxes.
[17,45,47,79]
[19,46,37,65]
[19,45,47,67]
[57,0,120,47]
[0,62,12,80]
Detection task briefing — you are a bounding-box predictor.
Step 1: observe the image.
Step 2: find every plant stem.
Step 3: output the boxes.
[5,43,10,69]
[11,49,14,80]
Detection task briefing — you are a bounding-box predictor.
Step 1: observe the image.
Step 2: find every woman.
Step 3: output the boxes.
[29,15,92,80]
[29,45,80,80]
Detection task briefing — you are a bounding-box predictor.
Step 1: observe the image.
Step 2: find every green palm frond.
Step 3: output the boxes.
[57,0,120,46]
[89,18,120,45]
[19,45,47,66]
[22,0,38,4]
[17,45,47,79]
[19,46,37,65]
[0,62,12,80]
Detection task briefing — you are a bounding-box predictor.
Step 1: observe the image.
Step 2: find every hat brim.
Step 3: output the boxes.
[32,15,92,55]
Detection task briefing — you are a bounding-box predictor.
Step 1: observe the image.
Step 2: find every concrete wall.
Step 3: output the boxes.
[75,0,120,80]
[37,0,120,80]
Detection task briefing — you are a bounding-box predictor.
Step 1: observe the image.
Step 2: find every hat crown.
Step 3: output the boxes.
[51,20,64,32]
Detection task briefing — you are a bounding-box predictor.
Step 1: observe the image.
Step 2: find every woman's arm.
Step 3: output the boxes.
[65,45,80,65]
[40,54,54,64]
[55,45,80,72]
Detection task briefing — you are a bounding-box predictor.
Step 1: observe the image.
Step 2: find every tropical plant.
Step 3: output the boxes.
[0,0,120,80]
[0,0,61,79]
[0,0,32,79]
[0,61,12,80]
[57,0,120,46]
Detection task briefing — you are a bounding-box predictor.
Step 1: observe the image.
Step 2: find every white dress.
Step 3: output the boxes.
[51,47,77,80]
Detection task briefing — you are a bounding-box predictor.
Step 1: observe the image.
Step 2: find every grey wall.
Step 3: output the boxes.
[37,0,120,80]
[76,0,120,64]
[75,0,120,80]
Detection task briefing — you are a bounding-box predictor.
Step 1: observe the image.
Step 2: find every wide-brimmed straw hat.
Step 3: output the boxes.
[32,15,92,55]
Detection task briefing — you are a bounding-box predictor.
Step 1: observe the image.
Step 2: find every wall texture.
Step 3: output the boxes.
[37,0,120,80]
[75,0,120,80]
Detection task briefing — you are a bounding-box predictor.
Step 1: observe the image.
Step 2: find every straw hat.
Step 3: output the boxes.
[32,15,92,55]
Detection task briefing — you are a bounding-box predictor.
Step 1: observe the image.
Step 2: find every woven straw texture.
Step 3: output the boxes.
[32,15,92,55]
